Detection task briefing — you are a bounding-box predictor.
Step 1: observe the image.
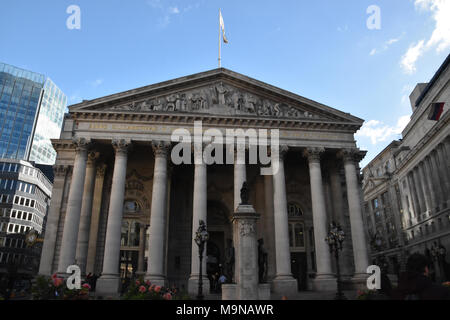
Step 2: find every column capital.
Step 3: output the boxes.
[53,164,71,177]
[151,140,171,158]
[96,163,107,177]
[72,137,91,154]
[112,139,132,156]
[337,148,366,164]
[303,147,325,162]
[87,151,100,166]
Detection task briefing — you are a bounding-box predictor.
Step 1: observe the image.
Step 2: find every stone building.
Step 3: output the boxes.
[38,68,370,297]
[362,54,450,281]
[0,159,53,278]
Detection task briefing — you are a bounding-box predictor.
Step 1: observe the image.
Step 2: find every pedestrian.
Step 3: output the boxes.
[392,253,450,300]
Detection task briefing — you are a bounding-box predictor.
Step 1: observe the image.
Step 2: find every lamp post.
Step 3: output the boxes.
[325,221,346,300]
[194,220,209,300]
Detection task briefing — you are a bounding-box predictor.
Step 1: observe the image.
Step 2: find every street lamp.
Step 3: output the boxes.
[325,221,346,300]
[194,220,209,300]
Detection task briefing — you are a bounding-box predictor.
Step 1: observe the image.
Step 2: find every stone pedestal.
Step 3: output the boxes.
[222,204,270,300]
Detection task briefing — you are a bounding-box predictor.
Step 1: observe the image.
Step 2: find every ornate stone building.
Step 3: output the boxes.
[38,68,370,297]
[362,54,450,281]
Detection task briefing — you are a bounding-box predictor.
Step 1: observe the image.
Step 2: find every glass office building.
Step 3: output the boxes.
[0,62,66,165]
[28,79,67,165]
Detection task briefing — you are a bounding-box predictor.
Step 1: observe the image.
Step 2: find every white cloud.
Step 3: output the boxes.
[400,0,450,73]
[356,115,411,144]
[401,40,425,74]
[87,79,104,87]
[169,6,180,14]
[370,37,400,56]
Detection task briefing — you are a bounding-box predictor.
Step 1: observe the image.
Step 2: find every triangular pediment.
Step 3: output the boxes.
[69,68,363,125]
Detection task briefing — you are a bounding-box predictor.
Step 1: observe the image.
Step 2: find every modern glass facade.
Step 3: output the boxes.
[29,79,67,164]
[0,62,67,164]
[0,63,45,160]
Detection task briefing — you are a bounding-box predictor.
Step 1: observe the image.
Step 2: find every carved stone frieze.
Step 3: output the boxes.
[101,82,322,121]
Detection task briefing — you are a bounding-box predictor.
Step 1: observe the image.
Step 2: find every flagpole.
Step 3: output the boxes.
[218,9,221,68]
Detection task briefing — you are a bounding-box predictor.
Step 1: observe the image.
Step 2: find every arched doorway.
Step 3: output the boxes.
[206,200,231,292]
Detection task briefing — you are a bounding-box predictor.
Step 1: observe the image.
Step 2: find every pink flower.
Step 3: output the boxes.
[51,273,57,279]
[145,280,151,286]
[149,285,155,292]
[154,286,161,293]
[163,293,172,300]
[52,277,64,287]
[139,285,147,293]
[82,283,91,290]
[135,280,140,286]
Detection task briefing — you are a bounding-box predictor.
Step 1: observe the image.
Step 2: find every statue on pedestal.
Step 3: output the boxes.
[224,239,235,283]
[258,238,268,283]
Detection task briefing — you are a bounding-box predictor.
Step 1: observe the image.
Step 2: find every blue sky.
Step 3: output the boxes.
[1,0,449,166]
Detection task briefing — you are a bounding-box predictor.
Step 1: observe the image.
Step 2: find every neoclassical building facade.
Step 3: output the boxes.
[362,54,450,281]
[38,69,370,297]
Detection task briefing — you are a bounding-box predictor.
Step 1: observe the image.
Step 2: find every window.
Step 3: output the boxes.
[372,198,379,209]
[288,222,305,249]
[124,200,141,214]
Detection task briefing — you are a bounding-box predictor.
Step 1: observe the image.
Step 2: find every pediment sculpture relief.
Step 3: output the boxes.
[106,82,322,120]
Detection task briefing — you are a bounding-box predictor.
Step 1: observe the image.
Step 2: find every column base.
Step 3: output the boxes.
[95,274,121,299]
[311,274,337,291]
[144,274,166,287]
[347,273,369,291]
[271,275,298,299]
[188,276,210,298]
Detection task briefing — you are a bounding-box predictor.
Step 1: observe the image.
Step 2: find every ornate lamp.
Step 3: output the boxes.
[325,221,346,300]
[194,220,209,300]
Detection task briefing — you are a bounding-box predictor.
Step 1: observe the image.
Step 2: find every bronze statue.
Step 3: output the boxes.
[224,238,235,283]
[258,238,268,283]
[240,182,249,205]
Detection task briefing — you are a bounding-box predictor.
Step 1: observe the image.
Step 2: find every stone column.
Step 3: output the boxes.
[234,149,247,211]
[412,168,425,215]
[137,224,146,275]
[430,151,446,208]
[436,145,450,204]
[270,146,298,297]
[188,144,210,295]
[417,163,432,214]
[96,139,130,296]
[39,165,70,276]
[263,174,276,282]
[75,151,99,275]
[146,141,170,285]
[328,159,353,279]
[339,149,369,281]
[57,138,90,275]
[304,147,335,290]
[407,172,420,218]
[86,164,107,275]
[421,160,437,213]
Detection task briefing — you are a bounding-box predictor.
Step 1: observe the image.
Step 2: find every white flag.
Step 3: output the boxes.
[219,10,228,44]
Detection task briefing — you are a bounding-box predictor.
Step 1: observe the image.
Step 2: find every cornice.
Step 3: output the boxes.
[70,111,361,132]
